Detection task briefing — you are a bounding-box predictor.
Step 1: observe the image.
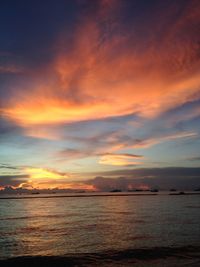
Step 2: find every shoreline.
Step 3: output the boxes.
[0,193,158,200]
[1,246,200,267]
[0,192,200,200]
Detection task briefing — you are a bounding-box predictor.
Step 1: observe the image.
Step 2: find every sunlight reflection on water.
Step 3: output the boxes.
[0,194,199,258]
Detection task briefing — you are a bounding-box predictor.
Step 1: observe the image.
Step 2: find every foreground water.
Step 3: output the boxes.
[0,193,199,260]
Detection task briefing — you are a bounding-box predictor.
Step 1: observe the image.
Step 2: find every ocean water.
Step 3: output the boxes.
[0,193,199,259]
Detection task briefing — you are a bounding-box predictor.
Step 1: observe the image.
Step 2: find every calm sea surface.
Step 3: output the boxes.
[0,193,199,259]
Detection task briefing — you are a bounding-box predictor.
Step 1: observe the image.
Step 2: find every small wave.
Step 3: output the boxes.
[126,235,152,241]
[185,205,200,209]
[0,213,69,221]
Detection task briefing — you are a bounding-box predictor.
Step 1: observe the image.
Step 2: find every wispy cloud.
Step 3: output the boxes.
[0,163,20,170]
[55,131,197,166]
[99,153,143,166]
[188,156,200,161]
[130,132,198,149]
[0,65,23,74]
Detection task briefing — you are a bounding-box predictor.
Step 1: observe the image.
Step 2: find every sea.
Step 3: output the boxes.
[0,192,199,266]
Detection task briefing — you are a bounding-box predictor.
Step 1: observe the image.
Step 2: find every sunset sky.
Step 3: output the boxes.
[0,0,200,191]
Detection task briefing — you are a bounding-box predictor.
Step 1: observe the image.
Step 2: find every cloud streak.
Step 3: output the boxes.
[99,153,143,166]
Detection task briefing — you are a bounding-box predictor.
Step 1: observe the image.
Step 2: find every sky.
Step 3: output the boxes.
[0,0,200,191]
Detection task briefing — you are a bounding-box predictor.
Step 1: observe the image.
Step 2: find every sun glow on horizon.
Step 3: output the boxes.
[25,167,68,180]
[17,168,95,190]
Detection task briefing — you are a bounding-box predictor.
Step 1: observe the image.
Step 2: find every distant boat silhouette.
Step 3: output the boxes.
[128,189,143,192]
[194,188,200,191]
[150,189,159,192]
[110,189,122,192]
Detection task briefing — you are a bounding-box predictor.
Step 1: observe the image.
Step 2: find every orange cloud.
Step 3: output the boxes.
[19,180,95,190]
[25,167,69,180]
[0,167,95,190]
[99,153,143,166]
[1,0,200,129]
[21,167,69,189]
[18,167,94,190]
